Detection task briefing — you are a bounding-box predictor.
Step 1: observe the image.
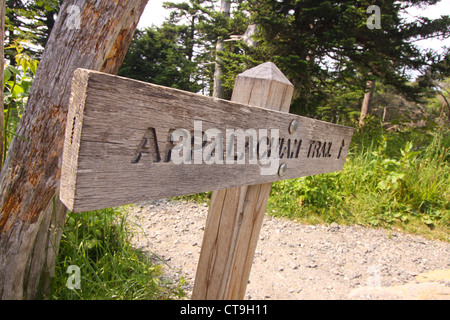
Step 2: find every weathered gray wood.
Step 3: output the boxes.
[192,62,293,300]
[60,68,354,213]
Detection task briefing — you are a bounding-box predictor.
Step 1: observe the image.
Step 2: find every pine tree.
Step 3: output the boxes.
[244,0,450,120]
[5,0,60,60]
[119,0,256,97]
[119,25,203,93]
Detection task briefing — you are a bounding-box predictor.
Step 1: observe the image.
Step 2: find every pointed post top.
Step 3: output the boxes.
[232,62,294,113]
[238,62,292,86]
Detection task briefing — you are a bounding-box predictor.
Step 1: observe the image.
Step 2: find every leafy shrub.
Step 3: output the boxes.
[268,128,449,239]
[2,43,38,163]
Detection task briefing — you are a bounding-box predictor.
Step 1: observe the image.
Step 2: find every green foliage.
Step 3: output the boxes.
[268,127,449,240]
[218,44,264,92]
[2,43,38,163]
[5,0,60,59]
[118,25,203,93]
[121,0,256,97]
[229,0,450,119]
[48,207,186,300]
[173,191,212,205]
[141,0,222,94]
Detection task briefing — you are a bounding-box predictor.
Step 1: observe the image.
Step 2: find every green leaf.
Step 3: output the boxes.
[5,80,15,89]
[3,67,11,85]
[20,77,33,93]
[3,92,12,105]
[0,126,31,142]
[11,83,25,98]
[20,59,30,74]
[6,65,20,75]
[30,60,39,75]
[377,180,389,191]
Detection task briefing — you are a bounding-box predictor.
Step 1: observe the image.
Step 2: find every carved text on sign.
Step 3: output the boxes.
[130,122,347,167]
[60,69,354,212]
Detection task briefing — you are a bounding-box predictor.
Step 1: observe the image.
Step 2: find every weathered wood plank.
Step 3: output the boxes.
[60,68,353,213]
[192,62,293,300]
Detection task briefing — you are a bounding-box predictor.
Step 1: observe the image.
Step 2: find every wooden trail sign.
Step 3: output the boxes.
[60,66,353,213]
[60,62,354,300]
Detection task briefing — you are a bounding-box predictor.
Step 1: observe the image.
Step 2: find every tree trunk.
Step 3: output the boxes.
[437,91,450,123]
[433,81,450,123]
[0,0,148,300]
[359,79,375,127]
[212,0,230,99]
[213,41,225,98]
[1,0,5,169]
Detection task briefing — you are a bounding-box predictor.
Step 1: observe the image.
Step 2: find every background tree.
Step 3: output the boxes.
[140,0,252,97]
[163,0,216,94]
[212,0,230,98]
[417,50,450,122]
[242,0,450,123]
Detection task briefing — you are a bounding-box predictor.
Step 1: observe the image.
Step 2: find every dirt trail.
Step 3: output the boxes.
[128,199,450,300]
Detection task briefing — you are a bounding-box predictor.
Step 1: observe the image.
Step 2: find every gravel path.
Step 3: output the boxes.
[127,199,450,300]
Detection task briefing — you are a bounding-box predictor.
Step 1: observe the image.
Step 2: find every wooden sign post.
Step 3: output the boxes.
[192,62,294,300]
[60,62,354,300]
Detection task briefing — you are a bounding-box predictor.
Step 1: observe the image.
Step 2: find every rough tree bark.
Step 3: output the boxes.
[359,79,376,127]
[437,91,450,123]
[433,81,450,123]
[0,0,148,300]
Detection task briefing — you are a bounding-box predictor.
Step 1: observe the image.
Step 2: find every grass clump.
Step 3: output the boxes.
[47,207,186,300]
[268,128,449,241]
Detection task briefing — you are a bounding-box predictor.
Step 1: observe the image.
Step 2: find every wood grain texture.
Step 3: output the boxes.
[60,66,354,213]
[192,62,293,300]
